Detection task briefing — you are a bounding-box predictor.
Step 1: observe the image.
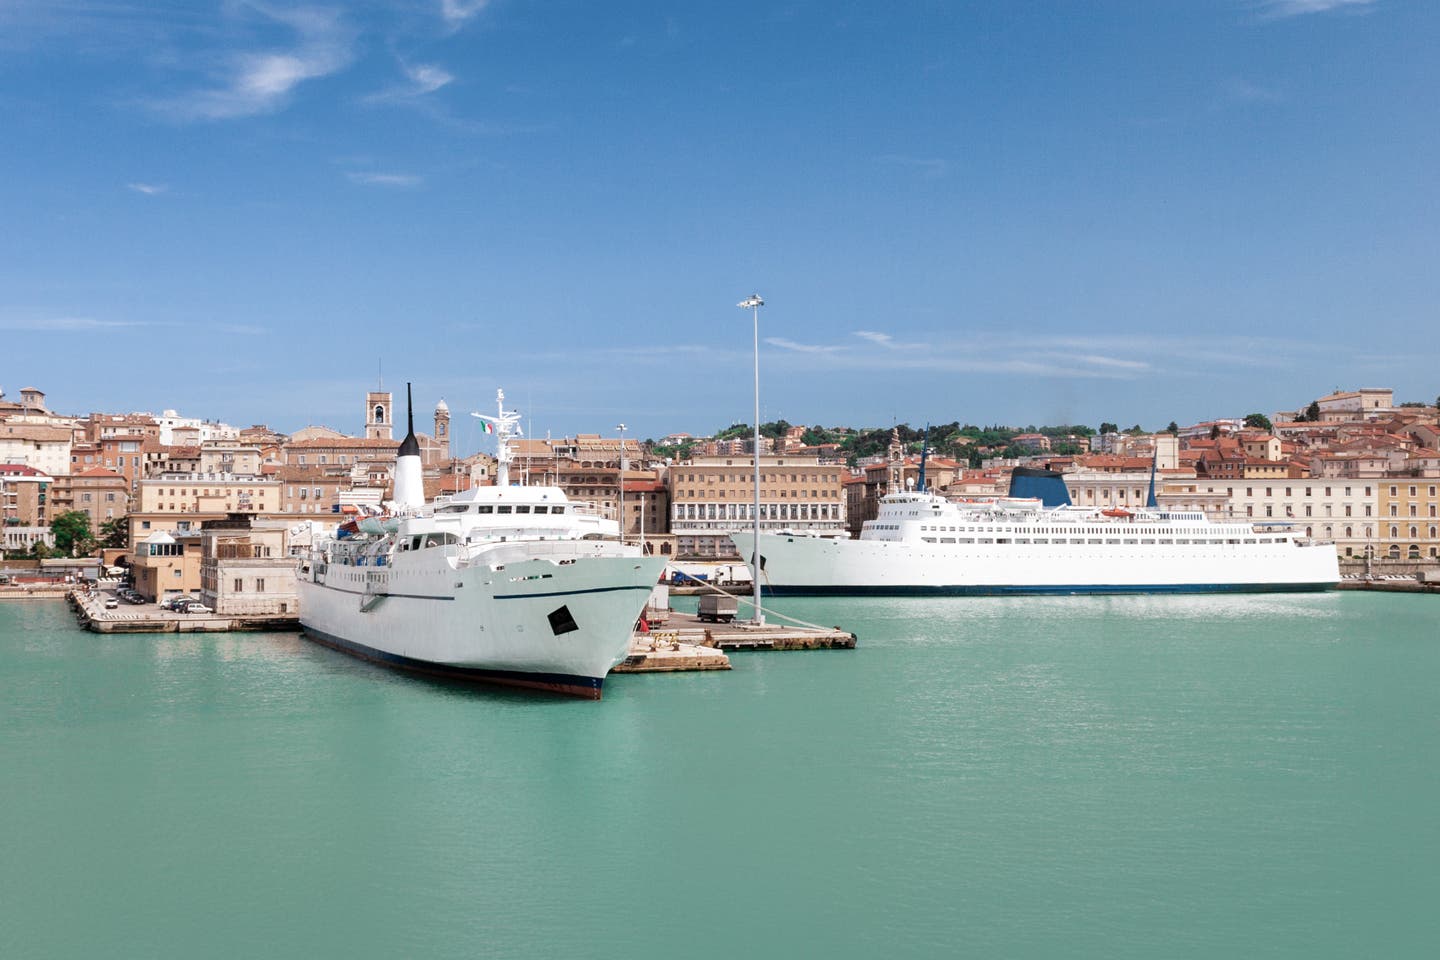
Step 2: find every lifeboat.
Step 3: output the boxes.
[1101,508,1133,519]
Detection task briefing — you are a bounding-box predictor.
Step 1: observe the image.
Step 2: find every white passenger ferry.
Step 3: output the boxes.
[297,388,665,698]
[731,468,1339,596]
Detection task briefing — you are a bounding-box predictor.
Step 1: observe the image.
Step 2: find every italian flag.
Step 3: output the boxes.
[481,422,494,434]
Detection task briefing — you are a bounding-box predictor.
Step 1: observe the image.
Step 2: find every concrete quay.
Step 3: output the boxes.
[613,630,732,673]
[645,610,856,653]
[68,589,299,634]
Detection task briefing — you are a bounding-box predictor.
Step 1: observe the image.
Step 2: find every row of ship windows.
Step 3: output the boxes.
[436,504,568,515]
[917,537,1280,546]
[674,503,837,520]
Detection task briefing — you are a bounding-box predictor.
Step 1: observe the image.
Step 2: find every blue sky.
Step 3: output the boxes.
[1,0,1435,453]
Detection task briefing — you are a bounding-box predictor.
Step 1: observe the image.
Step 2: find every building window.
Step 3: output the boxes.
[256,578,265,592]
[234,578,243,592]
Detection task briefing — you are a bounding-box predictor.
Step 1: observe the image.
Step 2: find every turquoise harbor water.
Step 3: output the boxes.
[2,593,1437,959]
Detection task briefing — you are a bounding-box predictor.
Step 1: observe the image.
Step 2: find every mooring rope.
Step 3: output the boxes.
[660,562,833,632]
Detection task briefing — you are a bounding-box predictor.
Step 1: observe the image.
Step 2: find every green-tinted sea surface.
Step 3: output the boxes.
[2,593,1436,959]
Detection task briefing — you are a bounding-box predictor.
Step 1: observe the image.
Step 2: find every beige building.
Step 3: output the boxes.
[668,456,846,558]
[199,517,300,615]
[52,466,129,527]
[137,474,280,515]
[131,529,204,601]
[0,422,73,477]
[1315,388,1395,422]
[1192,478,1379,558]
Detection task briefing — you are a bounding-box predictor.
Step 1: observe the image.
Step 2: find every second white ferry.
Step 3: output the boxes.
[732,467,1340,596]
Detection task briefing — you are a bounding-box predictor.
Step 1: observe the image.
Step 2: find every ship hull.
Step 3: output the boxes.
[732,533,1340,597]
[298,553,666,699]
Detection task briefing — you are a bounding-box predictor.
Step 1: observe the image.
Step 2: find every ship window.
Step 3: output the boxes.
[533,506,548,514]
[496,505,512,514]
[514,505,531,514]
[411,536,423,550]
[476,505,493,514]
[552,506,565,514]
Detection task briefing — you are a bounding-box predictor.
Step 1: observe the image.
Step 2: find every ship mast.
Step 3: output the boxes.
[472,388,524,487]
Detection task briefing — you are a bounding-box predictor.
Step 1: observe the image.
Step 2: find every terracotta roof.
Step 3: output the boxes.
[0,463,48,478]
[0,423,71,442]
[73,466,125,480]
[284,438,399,450]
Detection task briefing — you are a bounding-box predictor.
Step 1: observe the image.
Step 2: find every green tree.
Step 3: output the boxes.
[98,516,129,549]
[1166,421,1179,435]
[1243,412,1273,432]
[29,540,54,560]
[1303,401,1320,422]
[50,510,95,557]
[1099,422,1118,435]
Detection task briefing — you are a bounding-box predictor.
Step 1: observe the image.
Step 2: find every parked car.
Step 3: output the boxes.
[124,593,146,604]
[165,596,197,611]
[183,603,212,614]
[103,597,118,609]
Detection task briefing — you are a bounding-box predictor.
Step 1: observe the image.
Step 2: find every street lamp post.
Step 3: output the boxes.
[616,423,627,545]
[738,293,765,625]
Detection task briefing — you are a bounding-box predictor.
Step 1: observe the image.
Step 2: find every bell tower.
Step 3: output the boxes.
[366,390,393,440]
[434,398,451,462]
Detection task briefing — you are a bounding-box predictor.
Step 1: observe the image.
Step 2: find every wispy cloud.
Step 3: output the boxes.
[1257,0,1379,18]
[0,316,154,332]
[347,172,423,187]
[441,0,490,29]
[765,337,844,355]
[126,182,168,195]
[149,5,356,121]
[854,330,895,348]
[1219,78,1284,104]
[876,154,948,179]
[364,60,454,103]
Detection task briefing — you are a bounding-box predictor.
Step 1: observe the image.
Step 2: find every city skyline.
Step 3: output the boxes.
[2,1,1436,440]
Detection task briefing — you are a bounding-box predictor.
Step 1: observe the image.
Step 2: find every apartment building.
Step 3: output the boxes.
[51,466,129,527]
[1378,479,1440,560]
[0,422,72,477]
[136,474,280,515]
[199,517,299,615]
[668,456,846,558]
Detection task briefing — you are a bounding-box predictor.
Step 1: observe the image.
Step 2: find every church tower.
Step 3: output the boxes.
[434,398,451,462]
[366,390,393,440]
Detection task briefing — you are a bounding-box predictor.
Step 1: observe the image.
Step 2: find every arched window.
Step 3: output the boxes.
[1387,545,1400,559]
[374,405,385,423]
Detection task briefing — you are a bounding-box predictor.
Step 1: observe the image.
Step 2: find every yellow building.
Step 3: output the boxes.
[1378,480,1440,560]
[130,529,204,601]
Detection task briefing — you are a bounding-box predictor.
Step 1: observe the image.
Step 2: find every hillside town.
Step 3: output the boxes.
[2,383,1437,611]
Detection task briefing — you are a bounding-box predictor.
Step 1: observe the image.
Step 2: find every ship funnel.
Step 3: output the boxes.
[1008,467,1072,507]
[392,382,425,510]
